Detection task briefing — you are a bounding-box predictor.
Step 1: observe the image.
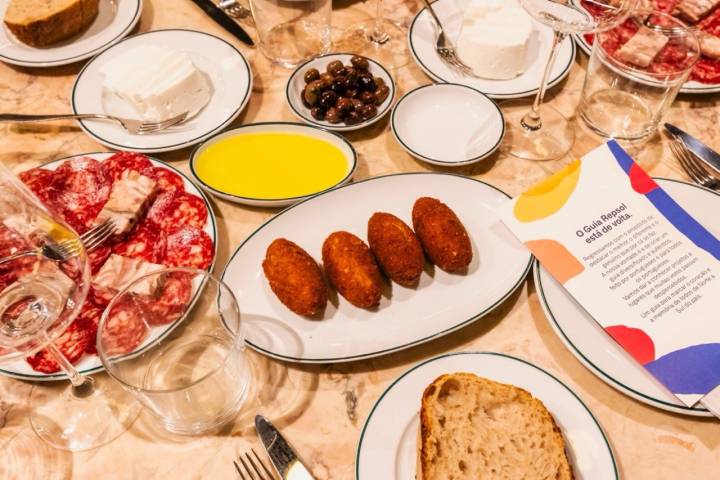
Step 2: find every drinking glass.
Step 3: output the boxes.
[579,11,699,140]
[340,0,410,68]
[98,268,250,435]
[0,163,139,451]
[250,0,332,67]
[504,0,637,160]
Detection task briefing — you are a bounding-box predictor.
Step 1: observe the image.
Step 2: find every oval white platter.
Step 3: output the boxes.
[72,29,252,153]
[0,0,142,67]
[355,352,618,479]
[408,0,575,99]
[0,152,217,381]
[535,178,714,416]
[222,172,533,363]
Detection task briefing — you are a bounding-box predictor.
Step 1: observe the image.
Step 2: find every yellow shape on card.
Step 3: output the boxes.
[513,160,581,222]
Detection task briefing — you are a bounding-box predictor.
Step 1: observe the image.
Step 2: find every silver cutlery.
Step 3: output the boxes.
[219,0,252,20]
[667,134,720,190]
[0,219,117,265]
[0,111,189,135]
[420,0,475,76]
[234,448,277,480]
[255,415,316,480]
[664,123,720,177]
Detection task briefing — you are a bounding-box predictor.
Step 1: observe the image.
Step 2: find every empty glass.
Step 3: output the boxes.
[579,10,699,141]
[250,0,332,67]
[98,268,250,435]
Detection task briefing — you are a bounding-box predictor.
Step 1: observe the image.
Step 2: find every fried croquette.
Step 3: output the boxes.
[322,231,382,308]
[367,212,424,286]
[412,197,472,272]
[263,238,327,316]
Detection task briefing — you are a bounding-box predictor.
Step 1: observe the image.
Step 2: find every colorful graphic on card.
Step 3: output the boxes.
[497,141,720,406]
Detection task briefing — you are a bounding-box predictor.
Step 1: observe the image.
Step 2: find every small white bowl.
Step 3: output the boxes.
[286,53,395,132]
[391,83,505,166]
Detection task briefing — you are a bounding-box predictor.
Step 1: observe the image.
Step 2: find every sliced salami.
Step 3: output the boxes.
[18,167,54,203]
[100,296,149,355]
[164,227,214,270]
[26,310,95,373]
[88,245,112,274]
[49,157,111,233]
[143,166,184,194]
[81,304,103,355]
[102,152,153,181]
[146,191,208,233]
[88,285,113,309]
[112,222,165,263]
[144,272,193,325]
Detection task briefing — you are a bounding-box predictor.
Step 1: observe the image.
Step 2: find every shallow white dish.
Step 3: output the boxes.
[535,178,714,417]
[391,83,504,166]
[190,122,358,208]
[222,173,532,363]
[0,0,142,67]
[286,53,395,132]
[72,29,252,153]
[355,351,618,479]
[0,152,217,381]
[408,0,575,99]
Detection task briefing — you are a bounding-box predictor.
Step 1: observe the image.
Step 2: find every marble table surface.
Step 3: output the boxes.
[0,0,719,478]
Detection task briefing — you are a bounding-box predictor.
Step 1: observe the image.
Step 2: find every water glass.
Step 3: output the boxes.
[98,268,250,435]
[578,11,699,141]
[249,0,331,67]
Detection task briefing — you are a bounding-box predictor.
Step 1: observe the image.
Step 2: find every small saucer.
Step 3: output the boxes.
[391,84,504,166]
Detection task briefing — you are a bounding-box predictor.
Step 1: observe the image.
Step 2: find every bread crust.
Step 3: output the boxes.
[4,0,100,47]
[419,372,574,480]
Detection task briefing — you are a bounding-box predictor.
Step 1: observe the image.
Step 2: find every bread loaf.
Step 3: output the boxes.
[419,372,574,480]
[4,0,100,47]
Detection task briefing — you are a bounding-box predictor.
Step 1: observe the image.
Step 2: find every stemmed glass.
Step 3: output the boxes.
[0,163,139,451]
[340,0,410,68]
[505,0,637,160]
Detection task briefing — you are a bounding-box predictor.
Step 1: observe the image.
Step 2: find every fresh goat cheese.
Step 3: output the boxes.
[93,254,166,296]
[96,170,156,235]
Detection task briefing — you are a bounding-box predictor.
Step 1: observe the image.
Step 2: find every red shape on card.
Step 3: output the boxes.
[605,325,656,365]
[628,163,659,194]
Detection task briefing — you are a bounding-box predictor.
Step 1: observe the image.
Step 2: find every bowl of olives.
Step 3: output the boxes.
[286,53,395,132]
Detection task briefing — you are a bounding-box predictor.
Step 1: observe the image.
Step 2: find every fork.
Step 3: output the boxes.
[0,111,189,135]
[0,219,117,265]
[219,0,252,19]
[420,0,475,76]
[233,448,277,480]
[668,135,720,190]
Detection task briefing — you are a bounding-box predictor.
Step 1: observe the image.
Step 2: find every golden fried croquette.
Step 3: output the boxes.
[262,238,327,316]
[412,197,472,272]
[322,231,382,308]
[367,212,424,287]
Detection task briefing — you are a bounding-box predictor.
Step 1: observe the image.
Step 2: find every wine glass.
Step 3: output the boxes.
[340,0,410,68]
[0,163,139,451]
[504,0,638,160]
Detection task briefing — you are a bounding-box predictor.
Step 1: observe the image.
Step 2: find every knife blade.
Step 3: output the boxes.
[190,0,254,47]
[255,415,316,480]
[664,123,720,176]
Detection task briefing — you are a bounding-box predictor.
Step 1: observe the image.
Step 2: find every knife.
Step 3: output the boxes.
[664,123,720,176]
[190,0,254,47]
[255,415,316,480]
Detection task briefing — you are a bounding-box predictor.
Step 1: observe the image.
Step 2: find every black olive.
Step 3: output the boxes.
[319,90,338,109]
[301,87,311,108]
[358,74,377,92]
[310,107,326,120]
[345,111,362,125]
[304,68,320,84]
[345,88,358,99]
[319,72,334,89]
[374,77,386,89]
[374,84,390,105]
[351,55,370,70]
[336,97,352,115]
[350,98,364,111]
[359,91,375,104]
[304,79,323,106]
[327,60,344,76]
[330,76,347,95]
[344,70,359,89]
[326,107,342,124]
[359,103,378,120]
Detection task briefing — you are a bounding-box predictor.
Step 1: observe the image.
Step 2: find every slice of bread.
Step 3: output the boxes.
[4,0,99,47]
[419,372,574,480]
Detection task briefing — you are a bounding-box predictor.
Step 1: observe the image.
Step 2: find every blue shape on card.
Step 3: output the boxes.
[645,343,720,395]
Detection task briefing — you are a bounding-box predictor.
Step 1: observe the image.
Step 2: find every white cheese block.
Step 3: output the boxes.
[93,254,166,296]
[96,170,156,234]
[457,0,534,80]
[101,45,212,122]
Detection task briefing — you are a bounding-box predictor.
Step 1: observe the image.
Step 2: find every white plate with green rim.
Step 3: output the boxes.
[535,178,713,417]
[190,122,358,208]
[222,173,532,363]
[355,351,618,479]
[0,152,217,381]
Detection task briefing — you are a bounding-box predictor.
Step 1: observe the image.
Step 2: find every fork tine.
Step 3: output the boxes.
[234,460,247,479]
[80,220,114,243]
[83,223,116,252]
[251,449,275,479]
[671,138,706,185]
[245,451,266,479]
[139,112,188,133]
[239,455,257,480]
